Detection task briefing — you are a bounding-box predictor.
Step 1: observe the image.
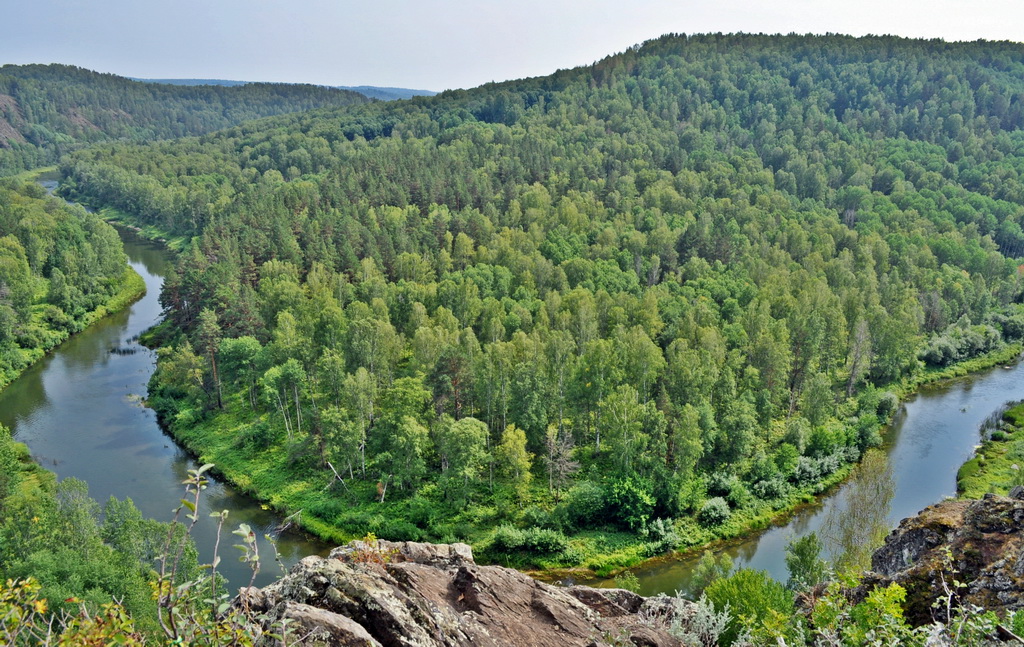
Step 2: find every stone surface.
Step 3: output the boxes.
[860,495,1024,625]
[236,540,687,646]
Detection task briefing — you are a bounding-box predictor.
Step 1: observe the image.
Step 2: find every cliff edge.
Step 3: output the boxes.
[861,488,1024,625]
[237,539,689,646]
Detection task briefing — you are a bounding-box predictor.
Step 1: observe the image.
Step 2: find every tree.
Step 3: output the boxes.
[784,532,828,591]
[496,424,533,505]
[705,568,795,645]
[435,416,488,500]
[219,336,263,410]
[371,416,429,501]
[195,309,223,409]
[544,424,578,501]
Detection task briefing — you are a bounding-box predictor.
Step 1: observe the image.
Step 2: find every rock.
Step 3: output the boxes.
[236,540,688,646]
[860,495,1024,625]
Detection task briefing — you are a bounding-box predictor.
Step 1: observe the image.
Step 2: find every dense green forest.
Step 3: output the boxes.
[0,179,143,388]
[57,33,1024,573]
[0,64,370,175]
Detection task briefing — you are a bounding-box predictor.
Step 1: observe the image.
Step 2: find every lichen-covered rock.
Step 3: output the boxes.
[236,540,687,646]
[860,493,1024,625]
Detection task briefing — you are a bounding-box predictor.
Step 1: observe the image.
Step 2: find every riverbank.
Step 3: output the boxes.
[152,341,1024,581]
[957,401,1024,498]
[0,208,148,389]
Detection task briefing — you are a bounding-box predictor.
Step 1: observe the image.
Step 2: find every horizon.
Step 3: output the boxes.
[3,0,1024,92]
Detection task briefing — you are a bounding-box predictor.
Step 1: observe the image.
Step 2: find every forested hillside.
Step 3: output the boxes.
[0,179,143,388]
[0,64,369,174]
[60,33,1024,570]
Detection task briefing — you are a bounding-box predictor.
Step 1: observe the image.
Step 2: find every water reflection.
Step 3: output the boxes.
[0,226,330,588]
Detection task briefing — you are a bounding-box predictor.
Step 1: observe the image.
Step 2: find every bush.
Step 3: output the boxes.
[557,481,607,530]
[308,498,348,524]
[876,392,899,421]
[698,497,731,526]
[520,505,558,530]
[378,519,422,542]
[705,568,795,645]
[645,518,681,552]
[607,477,655,531]
[486,525,569,561]
[752,477,789,501]
[336,511,374,535]
[404,496,439,528]
[725,482,752,509]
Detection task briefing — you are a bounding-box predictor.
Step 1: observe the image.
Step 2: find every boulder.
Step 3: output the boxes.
[236,539,688,646]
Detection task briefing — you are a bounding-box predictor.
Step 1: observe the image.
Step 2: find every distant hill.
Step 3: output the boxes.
[136,77,437,101]
[130,77,249,87]
[0,64,370,175]
[336,85,437,101]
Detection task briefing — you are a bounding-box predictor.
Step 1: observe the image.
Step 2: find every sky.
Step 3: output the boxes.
[3,0,1024,92]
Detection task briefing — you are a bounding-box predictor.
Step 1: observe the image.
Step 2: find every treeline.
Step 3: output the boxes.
[0,179,141,388]
[0,64,370,175]
[63,33,1024,561]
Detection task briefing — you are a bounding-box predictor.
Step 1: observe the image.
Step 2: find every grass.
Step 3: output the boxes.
[957,401,1024,498]
[96,206,191,252]
[161,387,865,578]
[156,341,1024,579]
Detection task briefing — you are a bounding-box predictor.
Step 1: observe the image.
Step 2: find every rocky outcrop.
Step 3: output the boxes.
[237,539,688,646]
[860,489,1024,625]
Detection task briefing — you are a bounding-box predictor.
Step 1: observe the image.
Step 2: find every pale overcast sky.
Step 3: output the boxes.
[3,0,1024,91]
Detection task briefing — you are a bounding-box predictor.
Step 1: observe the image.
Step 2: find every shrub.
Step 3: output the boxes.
[876,391,899,421]
[614,571,641,593]
[689,550,732,596]
[705,568,795,645]
[725,482,752,509]
[520,505,558,530]
[308,498,348,524]
[486,525,569,561]
[379,519,422,542]
[558,481,607,530]
[404,496,439,528]
[645,517,681,552]
[752,477,789,501]
[698,497,731,526]
[607,477,655,531]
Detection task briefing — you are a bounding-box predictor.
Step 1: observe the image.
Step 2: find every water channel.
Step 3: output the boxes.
[6,181,1023,595]
[0,220,329,588]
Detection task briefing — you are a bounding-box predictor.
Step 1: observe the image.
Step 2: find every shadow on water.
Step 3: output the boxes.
[0,224,330,588]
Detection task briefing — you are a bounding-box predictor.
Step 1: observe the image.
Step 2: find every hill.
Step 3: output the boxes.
[336,85,438,101]
[59,32,1024,574]
[0,64,370,174]
[135,77,437,101]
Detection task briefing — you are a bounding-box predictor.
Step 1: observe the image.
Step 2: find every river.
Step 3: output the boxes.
[602,360,1024,596]
[0,222,329,588]
[8,182,1023,596]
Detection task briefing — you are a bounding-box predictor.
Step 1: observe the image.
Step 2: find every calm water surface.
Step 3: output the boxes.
[0,225,329,588]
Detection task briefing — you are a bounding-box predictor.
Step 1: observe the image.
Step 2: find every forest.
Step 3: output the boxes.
[2,30,1024,646]
[0,64,369,175]
[0,178,143,388]
[52,33,1024,575]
